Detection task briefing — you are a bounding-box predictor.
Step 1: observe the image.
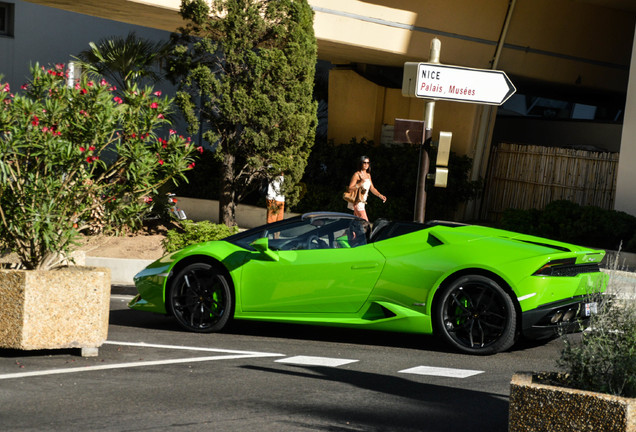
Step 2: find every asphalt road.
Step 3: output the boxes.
[0,292,565,432]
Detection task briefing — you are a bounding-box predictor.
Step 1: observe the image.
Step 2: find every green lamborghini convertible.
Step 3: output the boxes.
[130,211,607,354]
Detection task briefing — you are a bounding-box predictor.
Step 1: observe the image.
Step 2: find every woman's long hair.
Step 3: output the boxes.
[357,155,371,173]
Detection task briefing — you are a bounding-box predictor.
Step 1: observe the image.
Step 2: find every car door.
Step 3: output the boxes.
[239,222,385,314]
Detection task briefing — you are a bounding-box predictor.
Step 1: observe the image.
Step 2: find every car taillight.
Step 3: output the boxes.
[533,258,599,277]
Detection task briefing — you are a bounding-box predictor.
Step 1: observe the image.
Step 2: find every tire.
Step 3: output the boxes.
[434,274,517,355]
[168,263,234,333]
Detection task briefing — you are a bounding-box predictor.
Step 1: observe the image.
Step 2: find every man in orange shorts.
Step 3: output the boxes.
[266,173,285,224]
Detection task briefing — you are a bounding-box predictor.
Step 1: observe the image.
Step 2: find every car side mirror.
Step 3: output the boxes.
[250,237,280,262]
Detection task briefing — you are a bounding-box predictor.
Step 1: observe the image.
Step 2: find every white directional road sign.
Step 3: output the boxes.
[402,62,516,105]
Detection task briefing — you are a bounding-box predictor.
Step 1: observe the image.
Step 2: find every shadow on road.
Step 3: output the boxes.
[242,363,509,432]
[109,306,554,355]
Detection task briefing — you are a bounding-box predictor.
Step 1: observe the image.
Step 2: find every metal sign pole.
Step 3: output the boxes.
[414,38,441,223]
[414,137,430,223]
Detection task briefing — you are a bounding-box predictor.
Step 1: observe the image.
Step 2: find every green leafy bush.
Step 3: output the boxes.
[162,220,239,253]
[294,139,482,221]
[500,200,636,252]
[175,139,482,222]
[173,150,222,202]
[557,283,636,397]
[0,64,197,270]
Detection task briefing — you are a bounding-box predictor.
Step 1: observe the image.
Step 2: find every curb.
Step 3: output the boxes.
[86,256,154,286]
[603,269,636,300]
[110,285,138,296]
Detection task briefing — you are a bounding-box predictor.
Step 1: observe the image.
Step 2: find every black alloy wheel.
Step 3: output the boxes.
[168,263,233,333]
[434,274,517,355]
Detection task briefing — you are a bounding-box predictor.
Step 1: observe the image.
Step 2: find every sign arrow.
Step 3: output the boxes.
[402,62,516,105]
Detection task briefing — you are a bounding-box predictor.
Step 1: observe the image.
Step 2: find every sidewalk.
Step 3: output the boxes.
[604,269,636,300]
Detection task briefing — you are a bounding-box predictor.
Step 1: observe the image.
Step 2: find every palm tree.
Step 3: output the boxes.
[75,31,170,93]
[73,32,174,226]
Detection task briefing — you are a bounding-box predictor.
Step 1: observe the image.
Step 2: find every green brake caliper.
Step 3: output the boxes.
[455,294,469,326]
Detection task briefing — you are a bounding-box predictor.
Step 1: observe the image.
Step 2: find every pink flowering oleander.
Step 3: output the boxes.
[0,63,198,270]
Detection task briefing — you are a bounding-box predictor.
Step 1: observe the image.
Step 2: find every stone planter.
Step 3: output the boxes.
[0,266,111,357]
[509,372,636,432]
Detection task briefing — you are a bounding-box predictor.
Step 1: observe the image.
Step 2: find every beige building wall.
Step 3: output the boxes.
[615,25,636,216]
[327,69,384,144]
[328,69,480,156]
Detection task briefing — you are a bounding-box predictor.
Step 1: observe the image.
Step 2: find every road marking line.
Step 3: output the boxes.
[0,355,276,380]
[399,366,484,378]
[275,355,358,367]
[110,295,133,301]
[0,342,284,380]
[105,340,285,357]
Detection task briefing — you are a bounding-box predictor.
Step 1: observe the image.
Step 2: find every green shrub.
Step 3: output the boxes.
[499,208,541,234]
[294,139,482,221]
[174,150,222,202]
[174,138,482,222]
[162,220,239,253]
[557,293,636,397]
[500,200,636,252]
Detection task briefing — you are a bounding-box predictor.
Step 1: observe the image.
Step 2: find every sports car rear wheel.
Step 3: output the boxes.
[434,275,517,355]
[168,263,233,333]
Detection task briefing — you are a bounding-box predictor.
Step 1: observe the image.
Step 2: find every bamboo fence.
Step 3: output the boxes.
[482,142,619,221]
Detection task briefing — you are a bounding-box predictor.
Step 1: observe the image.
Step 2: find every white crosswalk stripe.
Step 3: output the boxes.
[275,355,358,367]
[399,365,484,378]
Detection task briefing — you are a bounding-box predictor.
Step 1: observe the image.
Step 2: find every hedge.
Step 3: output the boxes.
[499,200,636,252]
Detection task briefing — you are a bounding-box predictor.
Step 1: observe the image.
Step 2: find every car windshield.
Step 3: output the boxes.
[225,213,432,251]
[226,214,365,251]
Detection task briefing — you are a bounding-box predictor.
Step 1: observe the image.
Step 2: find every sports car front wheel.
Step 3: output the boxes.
[168,263,234,333]
[434,275,517,355]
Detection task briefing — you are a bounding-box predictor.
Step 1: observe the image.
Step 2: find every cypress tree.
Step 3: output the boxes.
[169,0,318,225]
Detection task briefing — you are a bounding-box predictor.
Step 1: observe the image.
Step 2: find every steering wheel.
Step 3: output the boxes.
[306,235,322,249]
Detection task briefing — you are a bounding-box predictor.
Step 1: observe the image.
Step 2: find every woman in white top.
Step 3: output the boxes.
[347,156,386,221]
